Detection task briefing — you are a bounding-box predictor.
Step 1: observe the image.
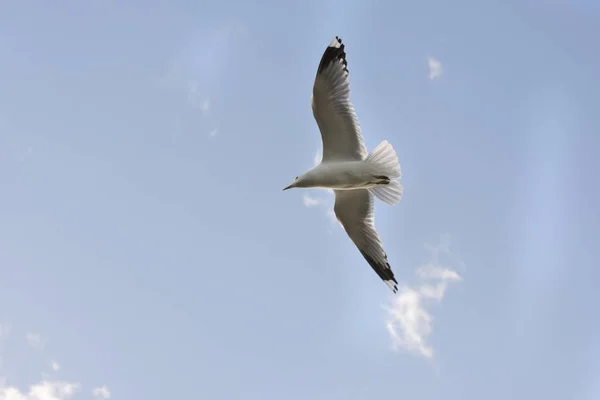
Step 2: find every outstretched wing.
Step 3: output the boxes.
[333,189,398,293]
[311,36,368,162]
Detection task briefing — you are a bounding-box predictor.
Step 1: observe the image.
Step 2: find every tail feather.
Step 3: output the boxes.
[370,180,403,205]
[365,140,401,179]
[365,140,403,205]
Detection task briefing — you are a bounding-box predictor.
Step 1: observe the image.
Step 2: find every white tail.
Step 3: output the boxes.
[365,140,403,205]
[365,140,401,179]
[369,180,403,205]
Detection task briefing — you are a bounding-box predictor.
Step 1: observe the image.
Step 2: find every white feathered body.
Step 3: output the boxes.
[302,161,384,190]
[295,139,403,204]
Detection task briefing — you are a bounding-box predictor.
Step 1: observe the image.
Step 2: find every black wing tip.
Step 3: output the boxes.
[359,250,399,294]
[383,277,399,294]
[387,277,399,293]
[316,35,349,76]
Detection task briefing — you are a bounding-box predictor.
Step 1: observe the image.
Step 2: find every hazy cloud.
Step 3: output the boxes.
[385,235,463,358]
[92,386,111,399]
[427,57,443,80]
[186,80,211,115]
[50,361,60,372]
[25,333,47,350]
[160,18,248,138]
[302,195,322,208]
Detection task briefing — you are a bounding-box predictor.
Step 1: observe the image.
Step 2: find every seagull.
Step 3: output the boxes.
[283,36,403,293]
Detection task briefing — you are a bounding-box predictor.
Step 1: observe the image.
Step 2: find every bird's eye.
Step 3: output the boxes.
[295,176,298,180]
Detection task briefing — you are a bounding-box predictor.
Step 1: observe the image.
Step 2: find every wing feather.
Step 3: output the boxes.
[312,36,368,162]
[333,189,399,293]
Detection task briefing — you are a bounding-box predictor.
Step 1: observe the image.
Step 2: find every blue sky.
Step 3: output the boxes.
[1,0,599,399]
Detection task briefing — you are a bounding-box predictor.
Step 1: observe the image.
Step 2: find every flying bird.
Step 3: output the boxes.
[283,36,403,293]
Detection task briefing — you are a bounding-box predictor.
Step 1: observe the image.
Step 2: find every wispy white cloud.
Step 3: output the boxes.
[186,80,211,115]
[0,380,82,400]
[208,128,218,137]
[427,57,443,80]
[385,235,463,358]
[25,333,47,350]
[92,386,111,399]
[0,326,111,400]
[50,361,60,372]
[200,99,210,115]
[302,195,322,208]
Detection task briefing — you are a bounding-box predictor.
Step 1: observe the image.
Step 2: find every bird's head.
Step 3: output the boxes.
[283,175,300,191]
[283,174,311,191]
